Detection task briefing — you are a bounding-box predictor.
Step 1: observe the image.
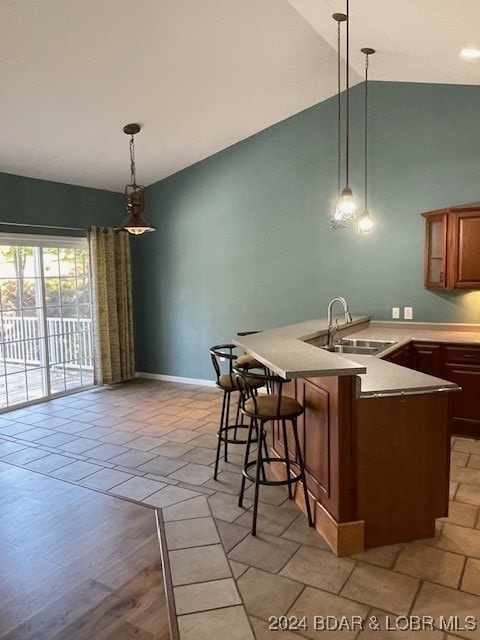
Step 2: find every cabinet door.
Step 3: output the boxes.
[443,363,480,438]
[444,346,480,437]
[423,212,448,288]
[450,209,480,288]
[411,342,442,377]
[273,376,356,523]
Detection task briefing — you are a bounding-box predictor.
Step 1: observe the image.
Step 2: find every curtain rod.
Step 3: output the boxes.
[0,221,85,232]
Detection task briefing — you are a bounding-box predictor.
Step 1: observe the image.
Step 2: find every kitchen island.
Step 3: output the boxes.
[235,317,464,555]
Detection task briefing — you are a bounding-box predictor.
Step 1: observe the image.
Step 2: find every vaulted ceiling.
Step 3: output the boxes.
[1,1,479,192]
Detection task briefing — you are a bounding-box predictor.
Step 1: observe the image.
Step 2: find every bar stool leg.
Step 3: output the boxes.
[223,391,231,462]
[262,430,270,469]
[281,419,293,500]
[233,392,244,442]
[292,418,314,527]
[252,421,265,536]
[213,391,228,480]
[238,418,256,508]
[259,422,267,483]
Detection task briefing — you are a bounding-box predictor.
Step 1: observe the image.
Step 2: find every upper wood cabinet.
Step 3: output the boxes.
[422,205,480,289]
[422,210,448,288]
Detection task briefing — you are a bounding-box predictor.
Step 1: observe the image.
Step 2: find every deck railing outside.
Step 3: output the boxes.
[1,316,93,369]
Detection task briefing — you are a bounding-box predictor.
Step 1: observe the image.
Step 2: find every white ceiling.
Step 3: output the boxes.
[1,1,479,192]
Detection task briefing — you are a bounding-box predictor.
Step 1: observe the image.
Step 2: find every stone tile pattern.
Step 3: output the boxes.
[1,381,480,639]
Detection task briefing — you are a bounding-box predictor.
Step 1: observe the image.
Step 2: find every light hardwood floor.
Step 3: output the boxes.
[0,464,170,640]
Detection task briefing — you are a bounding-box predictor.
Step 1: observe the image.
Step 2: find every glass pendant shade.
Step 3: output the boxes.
[333,205,344,222]
[357,210,373,234]
[335,186,356,219]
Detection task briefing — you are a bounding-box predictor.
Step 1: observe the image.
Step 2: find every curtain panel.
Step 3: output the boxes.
[87,227,135,385]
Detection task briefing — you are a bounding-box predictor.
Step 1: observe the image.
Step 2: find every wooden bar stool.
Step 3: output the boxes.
[210,344,264,480]
[234,367,314,536]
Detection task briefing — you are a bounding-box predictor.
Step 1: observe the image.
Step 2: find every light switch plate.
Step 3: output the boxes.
[404,306,413,320]
[392,307,400,319]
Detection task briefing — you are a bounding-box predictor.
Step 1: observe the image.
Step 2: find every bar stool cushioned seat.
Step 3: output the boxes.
[235,331,264,370]
[244,394,301,417]
[235,353,262,369]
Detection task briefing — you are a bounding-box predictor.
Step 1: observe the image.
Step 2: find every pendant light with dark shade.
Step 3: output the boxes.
[333,0,356,222]
[357,48,375,235]
[122,124,155,235]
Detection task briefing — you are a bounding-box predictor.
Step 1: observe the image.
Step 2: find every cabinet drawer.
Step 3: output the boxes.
[410,342,442,377]
[445,346,480,365]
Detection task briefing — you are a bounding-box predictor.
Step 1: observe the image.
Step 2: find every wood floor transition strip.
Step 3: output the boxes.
[155,509,181,640]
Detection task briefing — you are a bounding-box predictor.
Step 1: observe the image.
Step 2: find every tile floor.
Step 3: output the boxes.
[1,378,480,639]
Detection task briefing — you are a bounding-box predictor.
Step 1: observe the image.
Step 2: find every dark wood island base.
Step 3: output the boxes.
[270,375,451,556]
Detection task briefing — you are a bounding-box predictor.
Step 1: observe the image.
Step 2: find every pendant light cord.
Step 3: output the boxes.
[345,0,350,189]
[129,135,136,186]
[364,52,369,211]
[337,19,341,198]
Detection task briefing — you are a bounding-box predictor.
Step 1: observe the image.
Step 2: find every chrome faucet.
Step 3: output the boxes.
[327,297,353,347]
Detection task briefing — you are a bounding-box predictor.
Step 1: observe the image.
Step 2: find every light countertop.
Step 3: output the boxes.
[234,318,477,398]
[234,316,370,379]
[349,320,480,354]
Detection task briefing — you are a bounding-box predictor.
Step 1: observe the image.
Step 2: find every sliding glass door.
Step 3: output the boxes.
[0,234,94,410]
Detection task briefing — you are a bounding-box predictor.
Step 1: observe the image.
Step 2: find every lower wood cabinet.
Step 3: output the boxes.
[444,346,480,438]
[410,343,442,377]
[383,341,480,438]
[384,342,411,367]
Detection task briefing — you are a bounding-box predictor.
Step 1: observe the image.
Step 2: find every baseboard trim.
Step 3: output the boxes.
[135,372,216,387]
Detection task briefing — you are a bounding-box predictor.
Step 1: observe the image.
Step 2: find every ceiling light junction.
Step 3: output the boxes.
[460,48,480,58]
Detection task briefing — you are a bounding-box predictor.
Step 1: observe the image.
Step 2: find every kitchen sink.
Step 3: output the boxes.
[322,344,379,355]
[322,338,396,356]
[336,338,396,350]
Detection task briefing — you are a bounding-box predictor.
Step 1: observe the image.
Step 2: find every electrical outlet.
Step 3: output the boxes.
[392,307,400,319]
[404,306,413,320]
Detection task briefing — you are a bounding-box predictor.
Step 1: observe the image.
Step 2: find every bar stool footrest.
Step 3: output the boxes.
[217,425,258,446]
[243,458,303,486]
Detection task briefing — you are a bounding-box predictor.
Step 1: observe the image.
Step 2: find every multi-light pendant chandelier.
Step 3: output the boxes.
[331,1,375,234]
[121,124,155,235]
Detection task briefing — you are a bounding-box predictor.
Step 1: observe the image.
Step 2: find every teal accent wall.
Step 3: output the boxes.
[0,172,123,234]
[130,81,480,380]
